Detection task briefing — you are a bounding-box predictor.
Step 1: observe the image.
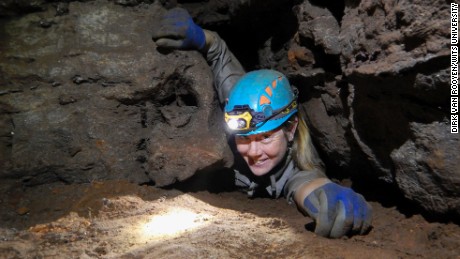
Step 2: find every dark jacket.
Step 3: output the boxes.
[205,31,326,203]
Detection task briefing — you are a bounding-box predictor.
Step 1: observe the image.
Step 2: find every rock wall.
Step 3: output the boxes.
[260,0,458,216]
[0,1,232,186]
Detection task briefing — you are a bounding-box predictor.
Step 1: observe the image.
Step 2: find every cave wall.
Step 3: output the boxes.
[0,0,458,217]
[0,1,232,186]
[257,0,458,216]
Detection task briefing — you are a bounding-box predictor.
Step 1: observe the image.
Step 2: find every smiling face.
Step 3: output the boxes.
[235,118,298,176]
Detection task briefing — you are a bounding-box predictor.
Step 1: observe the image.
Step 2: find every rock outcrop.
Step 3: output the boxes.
[0,1,232,186]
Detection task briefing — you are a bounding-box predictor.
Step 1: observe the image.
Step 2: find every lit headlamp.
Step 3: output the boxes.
[224,100,298,133]
[224,107,253,131]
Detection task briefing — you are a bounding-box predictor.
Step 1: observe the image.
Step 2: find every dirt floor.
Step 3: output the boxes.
[0,176,459,259]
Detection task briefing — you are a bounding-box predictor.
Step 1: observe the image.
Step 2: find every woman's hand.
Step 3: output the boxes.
[300,181,373,238]
[152,8,206,50]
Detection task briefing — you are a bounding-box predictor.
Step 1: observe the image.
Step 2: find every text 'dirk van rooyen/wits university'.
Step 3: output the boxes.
[451,3,458,133]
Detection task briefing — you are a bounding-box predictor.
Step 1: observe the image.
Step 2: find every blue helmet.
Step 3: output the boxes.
[224,69,298,136]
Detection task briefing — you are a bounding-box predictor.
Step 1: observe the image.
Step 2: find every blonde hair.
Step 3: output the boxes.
[284,108,322,171]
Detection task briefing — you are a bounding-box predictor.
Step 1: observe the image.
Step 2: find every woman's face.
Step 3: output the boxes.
[235,126,294,176]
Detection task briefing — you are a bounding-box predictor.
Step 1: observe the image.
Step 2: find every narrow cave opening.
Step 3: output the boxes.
[201,0,300,71]
[309,0,345,25]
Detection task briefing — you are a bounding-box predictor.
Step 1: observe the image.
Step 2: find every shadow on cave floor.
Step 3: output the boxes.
[170,168,460,226]
[1,166,458,235]
[0,178,178,230]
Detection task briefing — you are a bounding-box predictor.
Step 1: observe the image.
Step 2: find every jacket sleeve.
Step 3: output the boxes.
[283,167,326,204]
[204,30,245,104]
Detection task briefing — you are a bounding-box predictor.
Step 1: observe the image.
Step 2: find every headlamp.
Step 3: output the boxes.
[224,110,252,130]
[224,99,298,133]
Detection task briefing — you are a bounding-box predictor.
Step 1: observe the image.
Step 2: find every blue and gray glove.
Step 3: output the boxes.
[303,182,372,238]
[152,8,206,50]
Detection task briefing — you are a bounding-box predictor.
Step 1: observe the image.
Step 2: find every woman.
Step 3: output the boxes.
[152,8,372,238]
